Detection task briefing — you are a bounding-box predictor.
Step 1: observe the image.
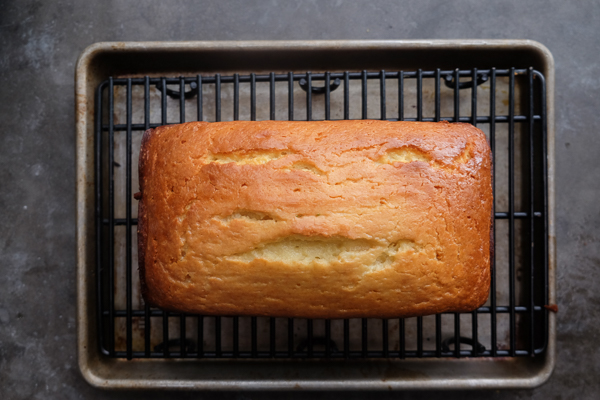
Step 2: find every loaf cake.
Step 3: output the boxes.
[137,120,492,319]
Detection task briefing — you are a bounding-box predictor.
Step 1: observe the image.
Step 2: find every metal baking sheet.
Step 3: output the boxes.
[76,40,556,390]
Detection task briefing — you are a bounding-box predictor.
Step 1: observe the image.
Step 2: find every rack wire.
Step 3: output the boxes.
[95,68,548,360]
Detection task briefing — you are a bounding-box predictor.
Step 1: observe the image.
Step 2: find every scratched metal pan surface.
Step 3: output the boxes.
[75,40,555,390]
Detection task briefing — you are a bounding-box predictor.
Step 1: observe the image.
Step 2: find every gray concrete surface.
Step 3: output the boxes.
[1,0,598,398]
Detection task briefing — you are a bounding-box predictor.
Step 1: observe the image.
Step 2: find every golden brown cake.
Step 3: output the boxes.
[138,120,492,318]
